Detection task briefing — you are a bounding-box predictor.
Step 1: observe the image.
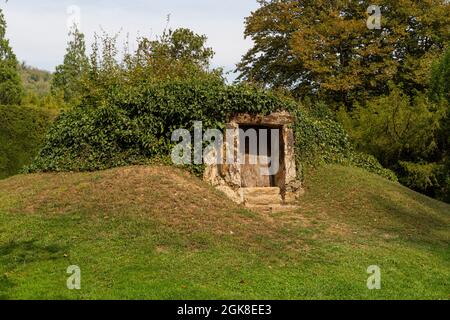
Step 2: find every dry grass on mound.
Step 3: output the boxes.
[1,164,448,250]
[0,164,449,299]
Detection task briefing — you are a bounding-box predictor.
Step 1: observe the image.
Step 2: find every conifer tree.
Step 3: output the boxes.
[52,26,89,103]
[0,8,23,105]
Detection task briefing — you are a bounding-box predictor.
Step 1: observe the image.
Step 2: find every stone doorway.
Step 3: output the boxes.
[239,125,279,188]
[203,111,303,211]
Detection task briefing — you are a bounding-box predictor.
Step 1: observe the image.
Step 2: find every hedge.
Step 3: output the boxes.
[27,79,397,182]
[0,104,57,179]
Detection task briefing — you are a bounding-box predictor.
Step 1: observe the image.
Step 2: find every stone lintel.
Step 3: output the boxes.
[231,111,294,127]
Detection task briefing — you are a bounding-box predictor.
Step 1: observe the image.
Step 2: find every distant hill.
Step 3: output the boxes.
[19,63,52,97]
[0,164,448,299]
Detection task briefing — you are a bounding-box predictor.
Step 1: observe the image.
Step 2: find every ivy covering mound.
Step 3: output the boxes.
[27,80,396,181]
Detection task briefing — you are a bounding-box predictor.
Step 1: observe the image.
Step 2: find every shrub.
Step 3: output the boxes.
[0,105,57,179]
[294,101,397,182]
[0,9,24,105]
[338,83,448,200]
[398,161,449,201]
[27,79,396,183]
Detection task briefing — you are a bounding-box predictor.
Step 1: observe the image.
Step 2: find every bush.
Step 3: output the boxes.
[338,83,449,200]
[0,105,57,179]
[294,101,397,182]
[27,79,396,183]
[398,161,449,201]
[29,80,290,171]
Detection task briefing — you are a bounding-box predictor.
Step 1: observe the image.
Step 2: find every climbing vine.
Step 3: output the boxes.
[27,79,396,182]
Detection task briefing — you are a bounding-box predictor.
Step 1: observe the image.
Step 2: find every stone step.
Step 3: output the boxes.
[242,187,282,206]
[245,196,282,206]
[242,187,281,198]
[246,204,299,213]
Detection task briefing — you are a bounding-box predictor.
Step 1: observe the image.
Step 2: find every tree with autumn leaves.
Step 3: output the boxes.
[238,0,450,201]
[238,0,449,107]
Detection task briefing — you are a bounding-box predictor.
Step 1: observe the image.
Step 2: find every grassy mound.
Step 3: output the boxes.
[0,165,448,299]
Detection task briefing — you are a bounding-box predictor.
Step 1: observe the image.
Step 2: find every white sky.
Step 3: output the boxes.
[1,0,259,81]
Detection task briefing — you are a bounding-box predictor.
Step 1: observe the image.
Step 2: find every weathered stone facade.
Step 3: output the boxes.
[204,111,303,207]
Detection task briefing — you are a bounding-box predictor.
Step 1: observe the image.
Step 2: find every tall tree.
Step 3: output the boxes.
[430,47,450,201]
[81,27,221,107]
[237,0,450,107]
[52,26,89,103]
[430,46,450,105]
[128,28,217,81]
[0,8,23,105]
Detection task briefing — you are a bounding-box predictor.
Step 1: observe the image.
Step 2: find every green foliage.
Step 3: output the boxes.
[28,79,395,182]
[51,26,216,107]
[348,152,398,182]
[19,62,52,97]
[430,46,450,105]
[148,28,215,69]
[398,161,440,191]
[295,100,397,181]
[18,63,67,110]
[429,47,450,201]
[73,27,223,112]
[397,160,449,203]
[0,105,57,179]
[0,9,23,105]
[339,84,448,200]
[26,26,393,183]
[339,85,444,165]
[293,105,351,165]
[238,0,450,106]
[28,80,292,172]
[21,89,67,110]
[51,26,89,103]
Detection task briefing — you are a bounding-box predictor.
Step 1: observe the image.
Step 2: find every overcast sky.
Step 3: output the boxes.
[1,0,259,81]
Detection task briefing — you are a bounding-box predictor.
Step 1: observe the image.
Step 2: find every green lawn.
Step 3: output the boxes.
[0,165,448,299]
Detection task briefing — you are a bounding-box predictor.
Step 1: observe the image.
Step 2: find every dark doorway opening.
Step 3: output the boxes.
[239,125,283,188]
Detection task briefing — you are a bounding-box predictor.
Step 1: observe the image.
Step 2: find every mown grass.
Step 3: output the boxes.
[0,165,448,299]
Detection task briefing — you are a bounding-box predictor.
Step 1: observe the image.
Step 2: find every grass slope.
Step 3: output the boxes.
[0,165,448,300]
